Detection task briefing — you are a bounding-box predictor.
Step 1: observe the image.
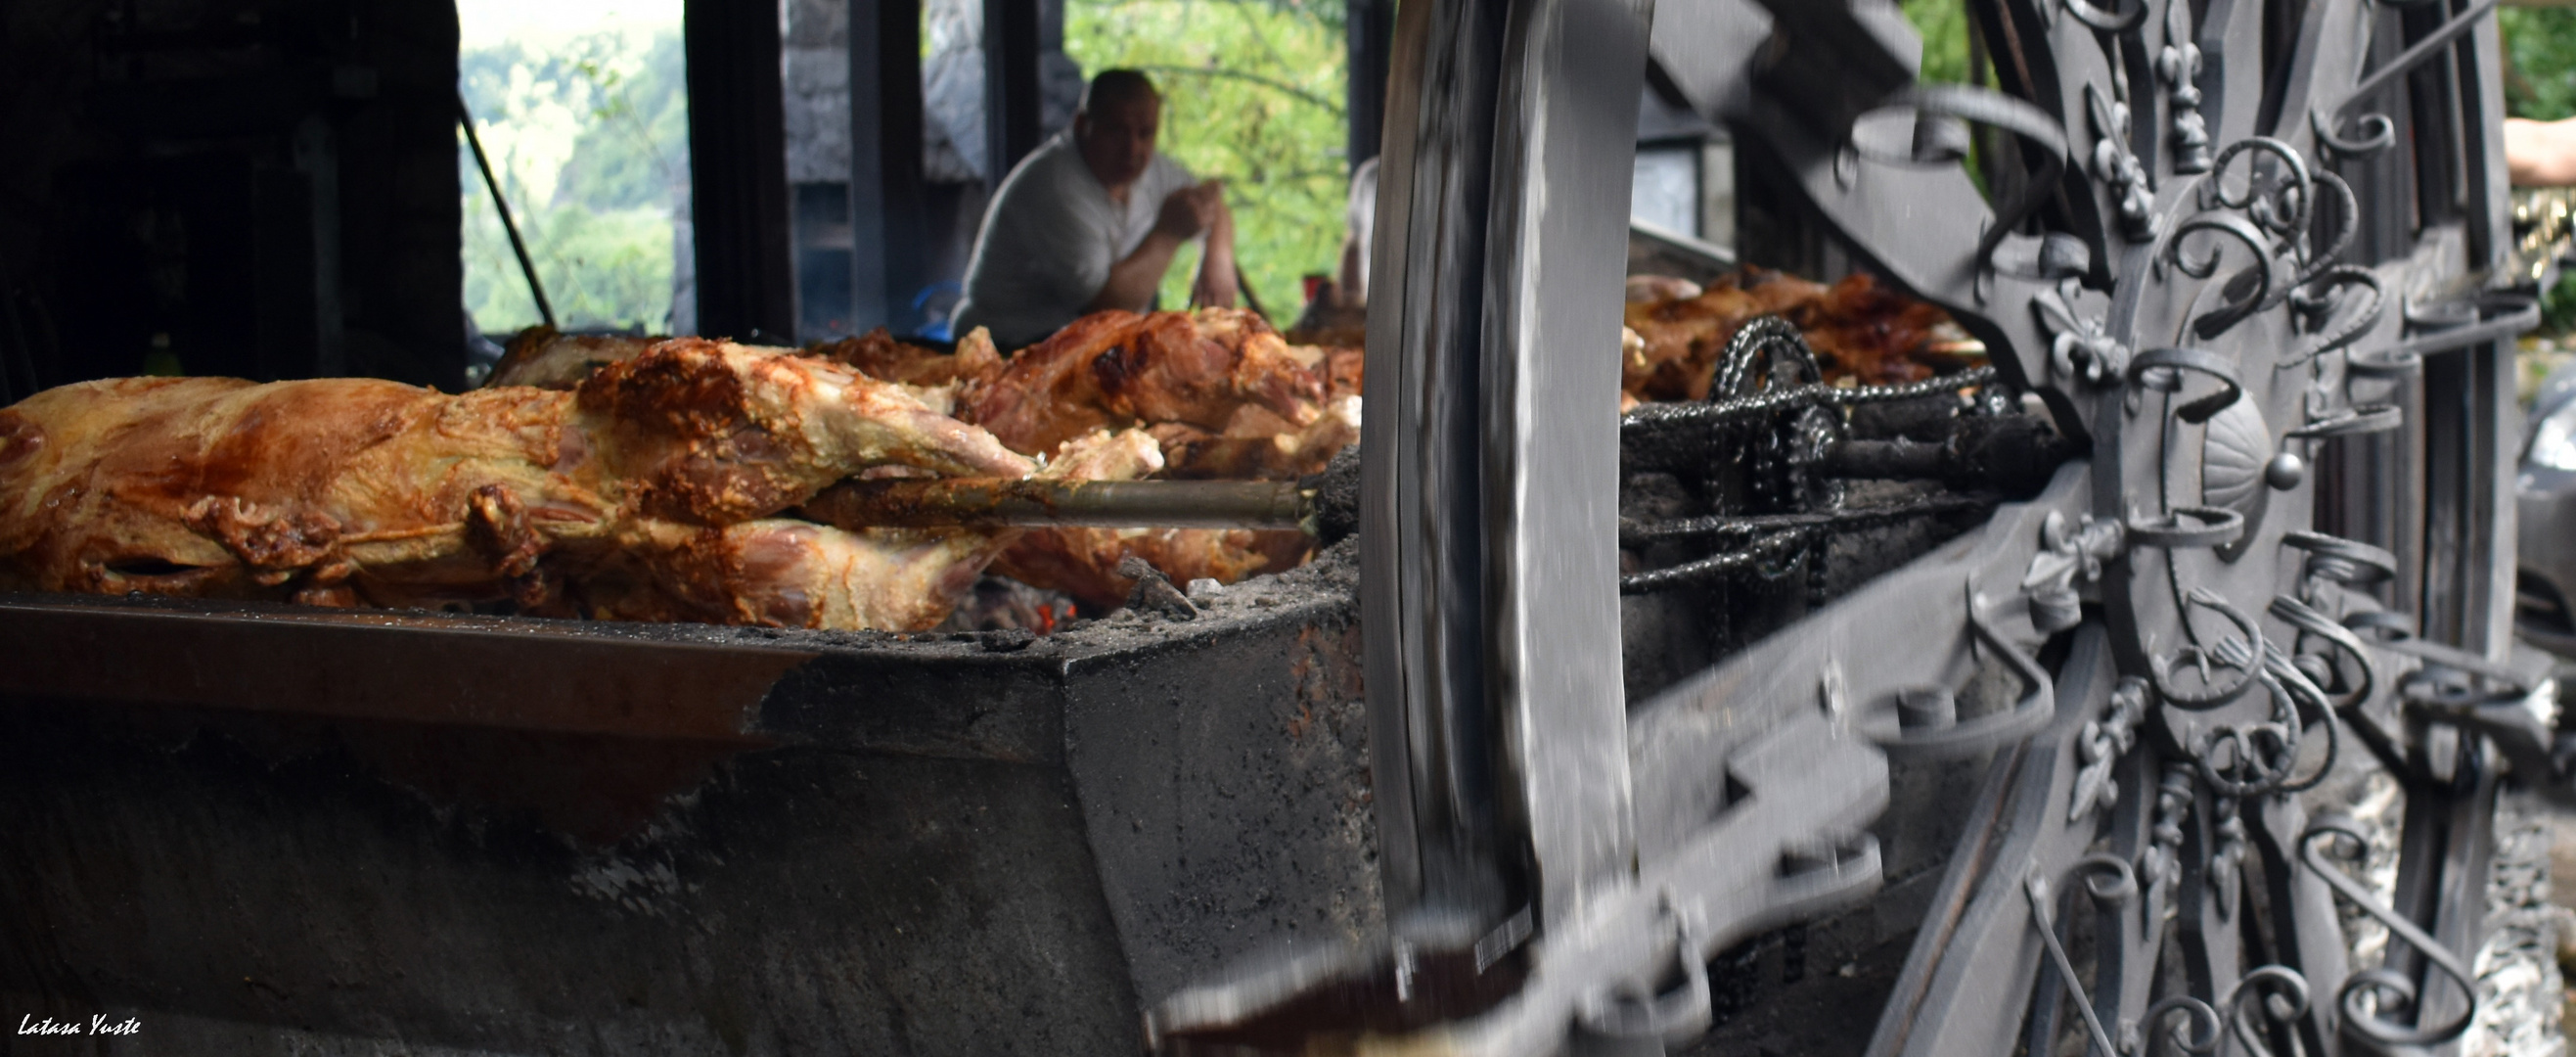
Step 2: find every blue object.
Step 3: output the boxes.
[910,281,964,342]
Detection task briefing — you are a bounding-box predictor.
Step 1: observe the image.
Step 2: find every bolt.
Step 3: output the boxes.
[2265,451,2306,490]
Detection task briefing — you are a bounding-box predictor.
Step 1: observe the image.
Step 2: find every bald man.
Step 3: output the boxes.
[952,69,1238,348]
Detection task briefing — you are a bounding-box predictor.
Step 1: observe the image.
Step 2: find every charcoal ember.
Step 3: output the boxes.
[933,575,1078,634]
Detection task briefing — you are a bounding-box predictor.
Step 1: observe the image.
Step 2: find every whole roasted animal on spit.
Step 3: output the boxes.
[496,307,1364,612]
[0,282,1966,632]
[0,339,1161,629]
[0,308,1365,630]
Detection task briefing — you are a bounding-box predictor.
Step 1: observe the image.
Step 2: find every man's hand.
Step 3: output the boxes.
[1088,182,1226,314]
[1155,181,1225,241]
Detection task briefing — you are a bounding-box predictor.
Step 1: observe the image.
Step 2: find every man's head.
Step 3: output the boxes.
[1073,69,1162,189]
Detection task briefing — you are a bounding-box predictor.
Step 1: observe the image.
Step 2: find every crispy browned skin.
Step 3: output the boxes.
[575,338,1031,525]
[961,307,1328,457]
[990,525,1306,611]
[1146,396,1360,481]
[951,310,1355,605]
[810,327,1006,390]
[1320,345,1364,402]
[0,341,1048,629]
[560,429,1161,628]
[1622,269,1958,401]
[0,377,601,607]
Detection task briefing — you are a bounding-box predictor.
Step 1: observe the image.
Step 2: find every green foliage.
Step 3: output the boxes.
[2503,10,2576,335]
[1903,0,1974,86]
[1065,0,1351,317]
[2503,8,2576,122]
[1899,0,1989,199]
[460,30,690,335]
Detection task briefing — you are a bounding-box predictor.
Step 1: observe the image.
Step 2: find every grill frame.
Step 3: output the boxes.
[0,548,1381,1053]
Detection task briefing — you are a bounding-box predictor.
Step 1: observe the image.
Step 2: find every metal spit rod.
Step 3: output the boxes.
[800,478,1316,531]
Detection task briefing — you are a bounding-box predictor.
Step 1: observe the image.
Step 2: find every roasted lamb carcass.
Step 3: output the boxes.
[0,340,1124,631]
[563,427,1162,629]
[960,307,1332,459]
[953,307,1358,608]
[481,312,1362,613]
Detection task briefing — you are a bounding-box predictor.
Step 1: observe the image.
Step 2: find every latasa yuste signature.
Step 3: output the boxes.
[18,1014,140,1036]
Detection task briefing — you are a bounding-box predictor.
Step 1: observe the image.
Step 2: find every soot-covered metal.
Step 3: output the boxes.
[0,547,1381,1054]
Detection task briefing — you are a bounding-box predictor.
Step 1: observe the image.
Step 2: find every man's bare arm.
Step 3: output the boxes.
[1085,181,1220,313]
[1191,192,1239,309]
[2508,117,2576,186]
[1085,232,1188,313]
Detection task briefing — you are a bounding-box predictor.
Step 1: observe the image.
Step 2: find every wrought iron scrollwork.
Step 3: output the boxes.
[2126,346,2244,424]
[2139,759,2195,939]
[2283,266,2383,368]
[2301,817,2479,1048]
[2218,966,2313,1057]
[2147,586,2264,707]
[2143,993,2225,1054]
[2160,211,2279,340]
[2311,108,2396,159]
[2057,0,2146,32]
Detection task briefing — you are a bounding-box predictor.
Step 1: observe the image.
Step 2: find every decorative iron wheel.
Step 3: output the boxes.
[1737,0,2551,1054]
[1147,0,2555,1054]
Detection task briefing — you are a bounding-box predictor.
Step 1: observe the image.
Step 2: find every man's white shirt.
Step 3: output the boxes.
[953,132,1198,347]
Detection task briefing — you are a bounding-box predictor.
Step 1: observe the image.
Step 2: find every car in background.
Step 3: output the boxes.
[2519,359,2576,655]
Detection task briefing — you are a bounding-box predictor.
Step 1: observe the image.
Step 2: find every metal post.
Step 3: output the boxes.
[1360,0,1513,925]
[685,0,796,342]
[457,96,555,331]
[982,0,1043,186]
[851,0,929,334]
[1346,0,1392,170]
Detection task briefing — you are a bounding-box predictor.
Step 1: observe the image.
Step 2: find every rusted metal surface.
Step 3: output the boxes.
[0,594,810,742]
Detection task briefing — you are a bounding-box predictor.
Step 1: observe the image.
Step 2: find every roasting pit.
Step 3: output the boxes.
[0,545,1384,1053]
[0,294,2036,1054]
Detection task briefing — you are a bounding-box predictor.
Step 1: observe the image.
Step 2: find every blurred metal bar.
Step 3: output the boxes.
[982,0,1043,184]
[801,478,1311,530]
[686,0,796,341]
[849,0,930,334]
[456,94,555,331]
[1347,0,1394,169]
[1477,0,1650,933]
[1358,0,1646,939]
[1360,0,1514,924]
